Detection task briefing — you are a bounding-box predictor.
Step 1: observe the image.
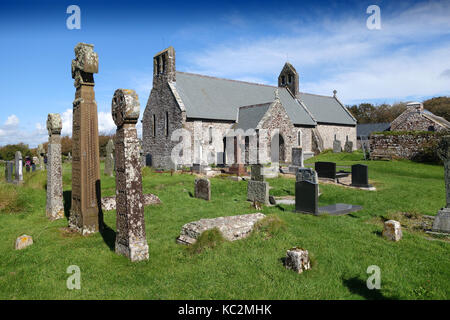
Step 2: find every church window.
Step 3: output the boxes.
[162,54,167,74]
[152,114,156,137]
[297,130,302,146]
[288,75,292,84]
[156,58,161,76]
[209,126,213,144]
[281,75,286,85]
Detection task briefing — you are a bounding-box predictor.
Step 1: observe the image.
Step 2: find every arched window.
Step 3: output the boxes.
[297,130,302,146]
[281,75,286,85]
[428,126,435,132]
[152,114,156,137]
[165,111,169,137]
[288,75,292,84]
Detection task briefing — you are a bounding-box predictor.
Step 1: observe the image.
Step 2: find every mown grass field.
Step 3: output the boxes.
[0,151,449,300]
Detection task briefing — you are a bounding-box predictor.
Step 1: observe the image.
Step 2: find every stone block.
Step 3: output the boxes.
[284,247,311,274]
[432,208,450,233]
[194,178,211,201]
[382,220,402,241]
[15,235,33,250]
[247,180,269,205]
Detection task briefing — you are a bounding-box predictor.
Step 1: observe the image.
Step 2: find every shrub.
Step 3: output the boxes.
[187,228,225,255]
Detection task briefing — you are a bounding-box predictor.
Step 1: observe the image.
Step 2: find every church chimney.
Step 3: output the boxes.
[153,46,176,85]
[278,62,299,97]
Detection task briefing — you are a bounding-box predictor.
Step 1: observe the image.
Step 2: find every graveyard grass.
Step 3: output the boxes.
[0,151,449,299]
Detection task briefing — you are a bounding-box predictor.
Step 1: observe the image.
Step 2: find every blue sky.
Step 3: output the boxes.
[0,0,449,147]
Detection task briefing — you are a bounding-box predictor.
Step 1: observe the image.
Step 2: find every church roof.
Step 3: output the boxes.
[174,72,316,125]
[235,103,272,131]
[297,92,356,125]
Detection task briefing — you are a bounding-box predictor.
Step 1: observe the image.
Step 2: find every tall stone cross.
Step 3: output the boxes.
[46,113,64,220]
[112,89,149,262]
[104,139,115,177]
[69,43,103,235]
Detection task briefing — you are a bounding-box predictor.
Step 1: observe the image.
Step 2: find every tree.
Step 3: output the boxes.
[423,97,450,121]
[0,143,32,161]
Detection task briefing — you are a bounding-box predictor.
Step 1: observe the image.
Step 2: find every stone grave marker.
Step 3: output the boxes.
[46,113,64,220]
[289,147,304,173]
[432,135,450,233]
[37,144,45,170]
[14,151,23,184]
[69,43,103,235]
[5,161,13,183]
[284,247,311,274]
[315,161,336,179]
[295,180,319,214]
[250,164,264,182]
[194,178,211,201]
[247,164,269,205]
[382,220,402,241]
[112,88,149,262]
[333,140,342,153]
[351,164,371,188]
[344,140,353,153]
[296,168,318,184]
[104,139,115,177]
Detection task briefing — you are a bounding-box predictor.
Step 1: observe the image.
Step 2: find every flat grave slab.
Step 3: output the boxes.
[318,203,363,215]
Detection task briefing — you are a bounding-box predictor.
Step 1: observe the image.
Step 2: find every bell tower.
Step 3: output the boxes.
[153,46,176,85]
[278,62,299,97]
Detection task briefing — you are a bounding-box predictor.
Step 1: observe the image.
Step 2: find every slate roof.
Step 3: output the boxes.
[422,110,450,129]
[356,123,391,138]
[297,92,356,125]
[175,72,315,126]
[235,103,272,131]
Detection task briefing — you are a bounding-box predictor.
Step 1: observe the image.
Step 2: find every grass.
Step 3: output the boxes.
[0,152,449,300]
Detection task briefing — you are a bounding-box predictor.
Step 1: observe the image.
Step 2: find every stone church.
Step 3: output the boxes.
[142,46,357,169]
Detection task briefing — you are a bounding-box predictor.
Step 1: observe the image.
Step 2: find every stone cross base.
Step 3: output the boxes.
[382,220,402,241]
[116,241,149,262]
[432,208,450,234]
[284,247,311,274]
[46,208,64,221]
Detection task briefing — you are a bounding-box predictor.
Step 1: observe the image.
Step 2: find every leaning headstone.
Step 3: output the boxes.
[432,135,450,233]
[104,139,114,177]
[382,220,402,241]
[46,113,64,220]
[333,140,342,153]
[295,180,318,214]
[14,151,23,184]
[344,140,353,153]
[15,235,33,250]
[69,43,103,235]
[177,213,266,245]
[112,88,149,262]
[5,161,13,183]
[37,144,45,170]
[194,178,211,201]
[351,164,371,188]
[284,247,311,274]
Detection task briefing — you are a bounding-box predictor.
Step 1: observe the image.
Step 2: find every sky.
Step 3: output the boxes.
[0,0,449,147]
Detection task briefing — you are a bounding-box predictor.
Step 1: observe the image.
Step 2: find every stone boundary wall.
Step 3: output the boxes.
[369,131,447,160]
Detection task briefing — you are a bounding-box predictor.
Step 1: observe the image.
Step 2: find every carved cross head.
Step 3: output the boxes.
[47,113,62,136]
[106,139,115,154]
[111,89,140,127]
[71,43,98,87]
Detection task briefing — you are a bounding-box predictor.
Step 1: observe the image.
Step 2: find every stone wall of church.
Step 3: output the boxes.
[142,81,185,169]
[316,124,357,151]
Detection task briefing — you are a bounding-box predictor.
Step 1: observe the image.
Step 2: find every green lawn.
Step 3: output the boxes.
[0,151,449,300]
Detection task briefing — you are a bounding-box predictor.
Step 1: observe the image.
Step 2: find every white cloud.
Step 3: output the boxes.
[61,108,73,136]
[5,115,19,127]
[0,114,47,148]
[182,1,450,104]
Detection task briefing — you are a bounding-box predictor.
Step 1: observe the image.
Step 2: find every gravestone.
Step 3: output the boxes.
[318,203,363,215]
[37,144,45,170]
[104,139,114,177]
[14,151,23,184]
[69,43,103,235]
[192,163,206,174]
[46,113,64,220]
[351,164,371,188]
[315,161,336,179]
[31,164,36,172]
[112,88,149,262]
[5,161,13,183]
[289,147,304,173]
[344,140,353,153]
[432,136,450,233]
[333,140,342,153]
[67,152,72,162]
[296,168,318,184]
[295,180,319,214]
[383,220,402,241]
[284,247,311,274]
[247,164,269,205]
[194,178,211,201]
